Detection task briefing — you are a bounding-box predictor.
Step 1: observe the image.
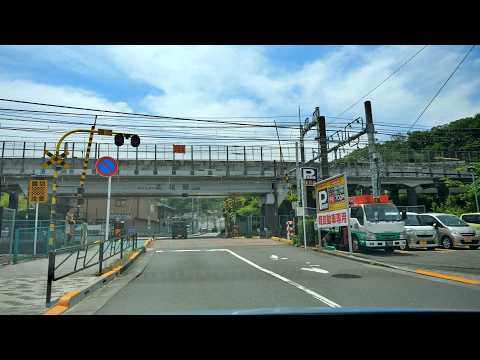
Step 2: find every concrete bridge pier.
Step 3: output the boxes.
[407,186,418,206]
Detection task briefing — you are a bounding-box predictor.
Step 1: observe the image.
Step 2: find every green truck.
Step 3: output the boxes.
[322,195,406,253]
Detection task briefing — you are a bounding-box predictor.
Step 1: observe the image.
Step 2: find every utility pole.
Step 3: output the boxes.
[468,166,479,212]
[315,115,329,180]
[365,101,380,196]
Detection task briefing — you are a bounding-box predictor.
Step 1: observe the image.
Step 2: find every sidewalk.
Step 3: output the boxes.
[0,238,148,315]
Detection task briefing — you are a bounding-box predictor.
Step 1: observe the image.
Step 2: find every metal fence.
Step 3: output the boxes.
[46,232,140,305]
[0,140,317,163]
[0,207,15,258]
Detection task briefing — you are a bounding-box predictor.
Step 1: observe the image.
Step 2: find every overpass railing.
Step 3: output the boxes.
[0,140,312,163]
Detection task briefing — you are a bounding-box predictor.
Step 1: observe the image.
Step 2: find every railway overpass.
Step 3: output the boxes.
[0,140,476,233]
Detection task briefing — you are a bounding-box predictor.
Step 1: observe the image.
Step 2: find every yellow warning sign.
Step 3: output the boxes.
[28,179,49,203]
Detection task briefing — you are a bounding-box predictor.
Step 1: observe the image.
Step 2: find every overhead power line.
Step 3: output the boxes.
[336,45,429,118]
[408,45,477,131]
[0,99,300,129]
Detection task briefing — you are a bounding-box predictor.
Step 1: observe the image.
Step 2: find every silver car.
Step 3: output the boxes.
[417,213,480,250]
[400,212,438,250]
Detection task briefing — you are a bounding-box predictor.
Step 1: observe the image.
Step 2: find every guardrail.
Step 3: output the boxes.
[45,233,139,305]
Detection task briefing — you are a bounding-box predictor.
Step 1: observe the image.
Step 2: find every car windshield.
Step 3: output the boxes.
[405,214,421,226]
[437,215,468,227]
[3,44,480,316]
[364,204,402,222]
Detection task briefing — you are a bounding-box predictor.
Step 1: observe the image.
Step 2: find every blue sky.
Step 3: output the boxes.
[0,45,479,147]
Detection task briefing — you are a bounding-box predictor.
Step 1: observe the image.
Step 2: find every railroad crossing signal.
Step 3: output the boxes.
[42,150,70,169]
[114,133,140,147]
[28,178,49,203]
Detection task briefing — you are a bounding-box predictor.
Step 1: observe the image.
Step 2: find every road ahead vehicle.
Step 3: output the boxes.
[323,195,406,254]
[171,218,188,239]
[400,212,438,250]
[418,213,479,249]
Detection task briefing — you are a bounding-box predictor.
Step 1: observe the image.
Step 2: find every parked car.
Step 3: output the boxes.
[400,212,438,250]
[417,213,479,249]
[460,213,480,231]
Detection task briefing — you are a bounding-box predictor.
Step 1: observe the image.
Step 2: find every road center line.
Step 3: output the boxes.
[155,248,341,308]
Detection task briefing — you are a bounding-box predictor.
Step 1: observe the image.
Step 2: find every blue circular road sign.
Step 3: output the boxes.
[95,156,118,177]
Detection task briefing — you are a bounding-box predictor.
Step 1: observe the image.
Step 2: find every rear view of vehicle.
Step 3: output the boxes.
[401,212,438,250]
[172,218,188,239]
[418,213,479,249]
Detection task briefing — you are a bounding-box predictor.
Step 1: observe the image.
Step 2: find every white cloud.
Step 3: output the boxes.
[1,45,479,150]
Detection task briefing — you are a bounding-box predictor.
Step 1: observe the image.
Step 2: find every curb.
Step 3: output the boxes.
[271,236,293,245]
[312,248,480,286]
[44,240,152,315]
[267,236,480,286]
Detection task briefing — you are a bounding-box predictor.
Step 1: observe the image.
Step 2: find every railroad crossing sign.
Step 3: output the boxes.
[28,178,49,203]
[95,156,118,177]
[42,150,70,169]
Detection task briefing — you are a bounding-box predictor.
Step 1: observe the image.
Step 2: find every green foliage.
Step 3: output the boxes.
[287,188,298,202]
[0,193,8,207]
[432,162,480,215]
[225,194,261,217]
[344,113,480,162]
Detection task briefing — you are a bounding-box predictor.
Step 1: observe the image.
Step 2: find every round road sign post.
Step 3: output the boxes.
[95,156,118,274]
[95,156,118,177]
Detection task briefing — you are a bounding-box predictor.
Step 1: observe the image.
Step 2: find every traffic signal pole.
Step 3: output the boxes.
[46,128,136,251]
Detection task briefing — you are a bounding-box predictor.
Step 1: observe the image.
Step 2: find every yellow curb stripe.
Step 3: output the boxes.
[44,289,82,315]
[44,305,68,315]
[271,236,293,245]
[415,269,480,285]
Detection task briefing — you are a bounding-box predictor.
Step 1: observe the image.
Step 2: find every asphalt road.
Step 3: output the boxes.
[346,247,480,277]
[73,237,480,314]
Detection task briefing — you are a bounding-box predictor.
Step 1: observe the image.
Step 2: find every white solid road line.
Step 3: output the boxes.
[156,248,341,308]
[224,249,341,308]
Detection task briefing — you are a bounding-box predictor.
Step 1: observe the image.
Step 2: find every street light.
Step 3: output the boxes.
[468,166,479,212]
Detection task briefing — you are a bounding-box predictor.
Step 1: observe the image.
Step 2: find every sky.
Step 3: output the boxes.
[0,45,479,155]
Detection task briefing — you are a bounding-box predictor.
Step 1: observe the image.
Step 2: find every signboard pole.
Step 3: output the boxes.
[344,174,353,254]
[33,202,39,256]
[301,178,307,252]
[105,176,112,244]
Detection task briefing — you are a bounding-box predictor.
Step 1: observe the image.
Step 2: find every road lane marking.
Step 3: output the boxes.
[281,257,288,260]
[156,248,341,307]
[415,269,480,285]
[224,249,341,308]
[156,249,203,253]
[301,267,329,274]
[270,255,279,260]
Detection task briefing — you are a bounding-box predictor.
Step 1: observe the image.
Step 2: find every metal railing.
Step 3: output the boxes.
[3,141,480,168]
[45,233,139,305]
[0,140,314,163]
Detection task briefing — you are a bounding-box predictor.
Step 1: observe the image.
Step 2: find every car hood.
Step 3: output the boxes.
[405,225,435,232]
[446,226,475,233]
[144,307,480,315]
[465,223,480,230]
